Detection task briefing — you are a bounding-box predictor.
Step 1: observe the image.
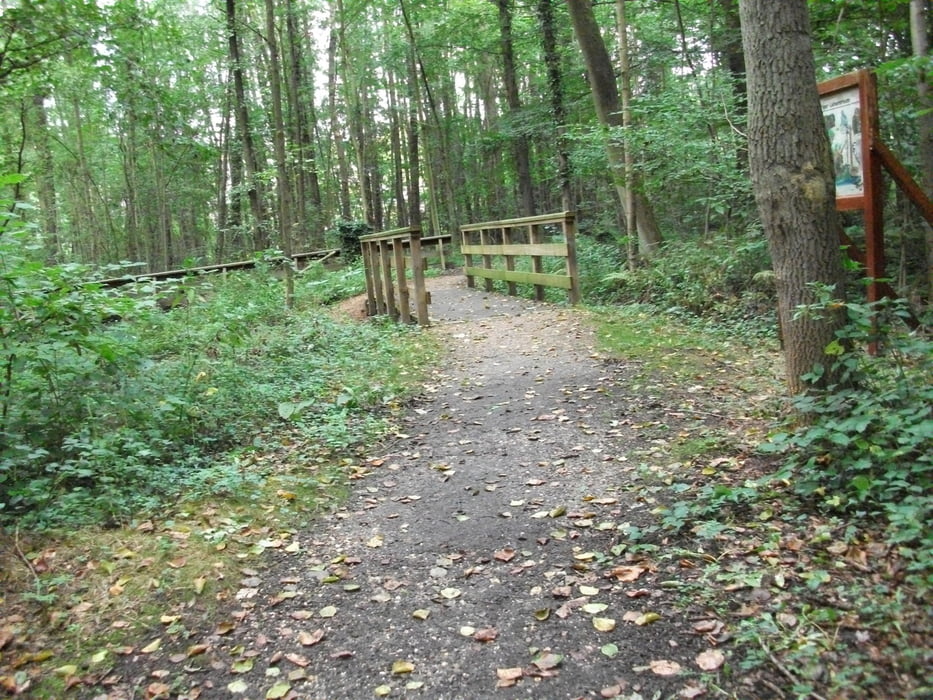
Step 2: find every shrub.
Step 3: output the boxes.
[763,291,932,555]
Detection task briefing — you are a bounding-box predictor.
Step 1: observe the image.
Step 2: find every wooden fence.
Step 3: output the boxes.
[460,211,580,305]
[360,227,452,326]
[97,248,339,288]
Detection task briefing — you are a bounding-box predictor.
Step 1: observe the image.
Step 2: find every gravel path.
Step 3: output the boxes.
[110,276,715,700]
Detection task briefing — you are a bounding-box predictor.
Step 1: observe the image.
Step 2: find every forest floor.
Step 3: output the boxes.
[2,274,927,699]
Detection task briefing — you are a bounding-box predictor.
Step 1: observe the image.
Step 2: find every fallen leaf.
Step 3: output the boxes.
[366,535,384,548]
[319,605,337,618]
[494,548,516,562]
[579,585,599,596]
[582,603,608,614]
[374,684,392,696]
[265,681,291,699]
[187,644,209,657]
[459,626,476,637]
[607,565,646,582]
[141,638,161,654]
[695,648,725,671]
[533,652,563,670]
[473,628,498,642]
[600,643,619,658]
[146,682,170,698]
[439,587,461,599]
[298,629,325,647]
[227,679,249,694]
[285,653,309,667]
[635,612,661,626]
[392,660,415,675]
[412,609,430,620]
[649,659,682,676]
[53,664,78,677]
[496,667,523,681]
[593,617,616,632]
[231,658,254,674]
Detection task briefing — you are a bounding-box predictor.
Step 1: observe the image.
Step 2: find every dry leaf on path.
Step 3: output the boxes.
[649,659,682,676]
[695,648,725,671]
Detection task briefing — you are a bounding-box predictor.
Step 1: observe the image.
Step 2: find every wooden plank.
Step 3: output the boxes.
[463,266,572,289]
[460,210,574,232]
[97,248,340,287]
[874,140,933,224]
[460,243,568,257]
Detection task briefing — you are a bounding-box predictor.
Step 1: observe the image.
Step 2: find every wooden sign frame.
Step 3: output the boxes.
[819,70,885,304]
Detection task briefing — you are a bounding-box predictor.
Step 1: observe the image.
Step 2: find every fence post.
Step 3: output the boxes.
[564,211,580,305]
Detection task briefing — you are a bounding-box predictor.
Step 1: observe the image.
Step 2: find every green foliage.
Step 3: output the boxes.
[0,218,432,529]
[763,293,932,553]
[596,234,776,337]
[329,221,372,263]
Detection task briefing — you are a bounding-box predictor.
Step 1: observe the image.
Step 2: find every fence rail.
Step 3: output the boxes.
[97,249,340,288]
[460,211,580,304]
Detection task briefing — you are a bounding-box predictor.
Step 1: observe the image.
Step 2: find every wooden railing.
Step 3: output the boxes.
[97,248,339,287]
[359,227,434,325]
[460,211,580,305]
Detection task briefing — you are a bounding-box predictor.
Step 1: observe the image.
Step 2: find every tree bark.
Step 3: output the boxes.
[910,0,933,300]
[739,0,848,394]
[565,0,662,257]
[265,0,295,306]
[536,0,573,213]
[327,19,352,221]
[30,92,60,263]
[495,0,535,217]
[226,0,267,250]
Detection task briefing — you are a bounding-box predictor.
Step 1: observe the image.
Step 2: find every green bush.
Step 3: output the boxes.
[763,292,932,556]
[0,212,428,528]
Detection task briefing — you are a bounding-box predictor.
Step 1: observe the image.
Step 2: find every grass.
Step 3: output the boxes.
[0,262,439,696]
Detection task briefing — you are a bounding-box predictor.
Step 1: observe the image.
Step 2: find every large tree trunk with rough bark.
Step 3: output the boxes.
[739,0,848,394]
[565,0,662,258]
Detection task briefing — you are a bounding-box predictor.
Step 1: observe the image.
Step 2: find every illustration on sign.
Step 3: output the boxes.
[820,87,864,197]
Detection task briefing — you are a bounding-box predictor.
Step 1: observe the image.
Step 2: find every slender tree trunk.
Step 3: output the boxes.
[565,0,662,257]
[616,0,637,270]
[536,0,573,213]
[226,0,267,250]
[387,65,408,227]
[495,0,535,216]
[31,92,60,262]
[740,0,848,394]
[407,41,421,227]
[265,0,294,306]
[910,0,933,299]
[284,0,309,248]
[327,21,352,221]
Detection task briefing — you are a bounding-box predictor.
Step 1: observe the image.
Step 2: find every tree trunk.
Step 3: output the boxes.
[536,0,573,213]
[265,0,294,307]
[565,0,662,257]
[739,0,848,394]
[495,0,535,217]
[30,92,60,263]
[327,20,352,221]
[226,0,267,250]
[910,0,933,300]
[615,0,637,270]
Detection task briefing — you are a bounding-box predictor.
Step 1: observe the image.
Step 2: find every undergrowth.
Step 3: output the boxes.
[0,219,434,530]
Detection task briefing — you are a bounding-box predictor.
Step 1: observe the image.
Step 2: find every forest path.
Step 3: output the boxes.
[113,275,721,700]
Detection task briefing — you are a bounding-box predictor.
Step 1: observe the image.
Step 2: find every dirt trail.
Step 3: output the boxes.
[109,276,717,700]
